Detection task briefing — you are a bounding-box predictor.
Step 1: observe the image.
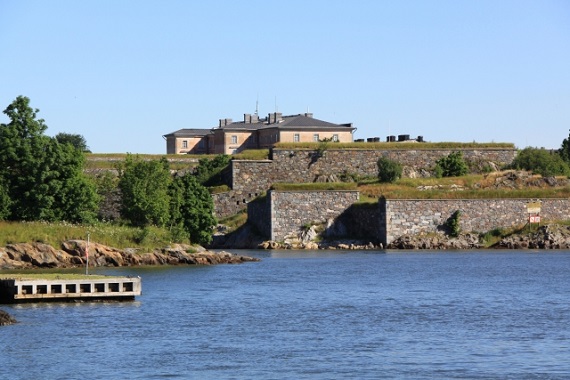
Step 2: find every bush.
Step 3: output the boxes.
[511,147,570,177]
[377,157,403,183]
[446,210,462,237]
[435,151,469,177]
[194,154,231,186]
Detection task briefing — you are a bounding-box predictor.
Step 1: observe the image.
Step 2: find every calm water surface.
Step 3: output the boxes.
[1,250,570,379]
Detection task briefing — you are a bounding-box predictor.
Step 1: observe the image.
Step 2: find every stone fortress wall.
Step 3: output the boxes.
[213,147,517,219]
[379,198,570,246]
[249,192,570,246]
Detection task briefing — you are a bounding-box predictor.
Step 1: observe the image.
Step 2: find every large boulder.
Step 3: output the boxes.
[0,309,17,326]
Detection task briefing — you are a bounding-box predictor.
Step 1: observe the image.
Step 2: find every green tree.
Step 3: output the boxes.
[55,132,91,153]
[511,147,570,177]
[558,129,570,164]
[377,157,402,183]
[0,96,98,222]
[0,178,10,220]
[194,154,231,186]
[435,151,469,177]
[118,155,171,227]
[169,173,216,245]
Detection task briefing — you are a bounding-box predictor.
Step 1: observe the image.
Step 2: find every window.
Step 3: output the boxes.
[294,133,300,142]
[313,134,319,142]
[182,140,188,148]
[231,135,237,144]
[333,134,339,142]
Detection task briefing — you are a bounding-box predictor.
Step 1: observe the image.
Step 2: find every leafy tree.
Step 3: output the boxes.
[93,171,121,221]
[511,147,570,177]
[55,132,91,153]
[0,96,98,222]
[0,178,10,220]
[435,151,469,177]
[118,155,172,227]
[377,157,402,183]
[169,173,216,245]
[194,154,231,186]
[558,129,570,164]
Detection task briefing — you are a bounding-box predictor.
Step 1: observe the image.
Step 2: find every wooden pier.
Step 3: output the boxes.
[0,275,141,303]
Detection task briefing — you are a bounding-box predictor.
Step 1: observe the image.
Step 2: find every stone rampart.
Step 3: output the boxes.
[251,190,360,242]
[214,147,517,218]
[381,198,570,246]
[233,148,516,191]
[245,191,570,247]
[270,148,516,182]
[212,188,265,220]
[247,195,271,238]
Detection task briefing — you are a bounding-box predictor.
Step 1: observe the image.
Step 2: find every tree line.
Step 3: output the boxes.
[0,96,219,246]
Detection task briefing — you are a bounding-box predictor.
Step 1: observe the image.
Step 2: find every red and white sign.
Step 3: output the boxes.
[529,215,541,224]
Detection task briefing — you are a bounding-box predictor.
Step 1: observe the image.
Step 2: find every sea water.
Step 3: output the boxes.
[1,250,570,379]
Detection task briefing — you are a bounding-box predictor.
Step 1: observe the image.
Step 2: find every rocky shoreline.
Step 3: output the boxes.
[1,224,569,270]
[0,240,259,270]
[255,224,570,250]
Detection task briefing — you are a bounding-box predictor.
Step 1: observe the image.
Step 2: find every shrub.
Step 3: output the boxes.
[446,210,462,237]
[194,154,231,186]
[435,151,469,177]
[377,157,403,183]
[511,147,570,177]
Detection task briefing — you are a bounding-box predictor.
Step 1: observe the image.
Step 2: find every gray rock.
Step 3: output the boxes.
[0,309,17,326]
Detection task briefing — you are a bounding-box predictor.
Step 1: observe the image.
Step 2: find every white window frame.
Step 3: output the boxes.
[313,134,319,142]
[333,134,339,142]
[231,135,237,144]
[294,133,300,142]
[182,140,188,148]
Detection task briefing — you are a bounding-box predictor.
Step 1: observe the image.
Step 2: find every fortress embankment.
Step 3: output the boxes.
[212,145,570,245]
[248,192,570,246]
[212,146,518,218]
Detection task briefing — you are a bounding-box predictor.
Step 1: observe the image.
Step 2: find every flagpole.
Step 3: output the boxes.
[86,232,90,275]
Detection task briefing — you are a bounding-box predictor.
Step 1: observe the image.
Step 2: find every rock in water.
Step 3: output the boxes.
[0,309,17,326]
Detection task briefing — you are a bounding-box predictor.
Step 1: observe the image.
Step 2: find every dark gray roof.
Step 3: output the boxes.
[213,122,261,131]
[258,115,354,131]
[163,128,211,138]
[279,115,350,128]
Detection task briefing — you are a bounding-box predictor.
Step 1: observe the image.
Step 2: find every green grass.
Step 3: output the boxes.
[357,174,570,201]
[218,210,248,233]
[233,149,270,160]
[271,182,358,191]
[208,185,231,194]
[85,153,207,171]
[0,221,183,250]
[275,141,515,150]
[0,273,111,280]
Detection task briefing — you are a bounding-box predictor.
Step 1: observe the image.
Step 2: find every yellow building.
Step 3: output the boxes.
[163,112,356,155]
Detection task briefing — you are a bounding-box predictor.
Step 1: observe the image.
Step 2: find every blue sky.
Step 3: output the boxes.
[1,0,569,153]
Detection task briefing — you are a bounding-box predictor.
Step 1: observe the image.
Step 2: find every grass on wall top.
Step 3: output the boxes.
[275,141,515,150]
[271,182,358,191]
